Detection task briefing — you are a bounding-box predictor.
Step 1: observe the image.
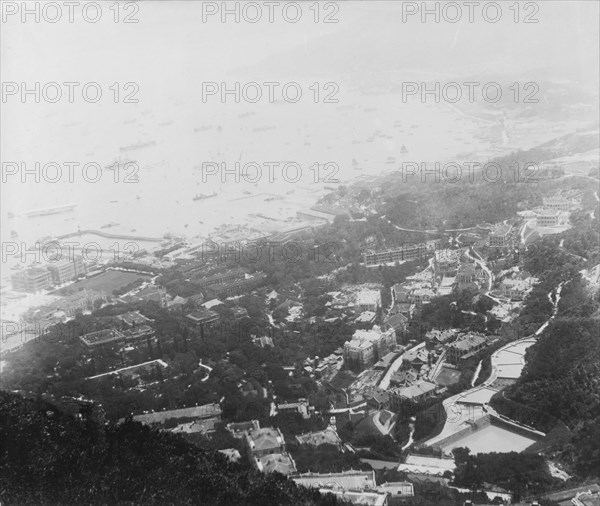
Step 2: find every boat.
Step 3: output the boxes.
[119,140,156,152]
[194,126,212,132]
[25,203,77,218]
[11,230,17,238]
[100,222,119,229]
[159,121,173,127]
[401,145,408,154]
[136,195,141,200]
[193,192,217,201]
[7,212,14,219]
[105,157,136,170]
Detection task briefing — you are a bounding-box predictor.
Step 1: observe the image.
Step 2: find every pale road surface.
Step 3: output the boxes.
[422,282,564,449]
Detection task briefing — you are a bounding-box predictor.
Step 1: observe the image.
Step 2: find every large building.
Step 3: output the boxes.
[535,209,562,227]
[343,326,396,371]
[47,257,86,285]
[363,243,428,266]
[433,249,462,276]
[11,267,53,293]
[446,333,488,364]
[355,289,381,313]
[488,223,513,247]
[543,195,571,212]
[245,426,297,475]
[389,380,438,411]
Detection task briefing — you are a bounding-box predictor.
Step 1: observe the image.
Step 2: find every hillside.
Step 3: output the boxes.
[0,391,346,506]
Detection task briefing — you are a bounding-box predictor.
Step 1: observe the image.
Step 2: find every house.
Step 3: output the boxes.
[392,284,411,304]
[411,288,435,306]
[389,381,438,411]
[488,223,513,247]
[245,426,297,475]
[343,326,396,371]
[425,329,458,344]
[355,289,382,313]
[226,420,261,438]
[391,303,415,319]
[186,308,219,325]
[364,388,390,411]
[245,426,286,458]
[433,249,462,276]
[295,428,342,448]
[446,333,488,364]
[384,312,408,334]
[456,264,478,287]
[501,279,530,301]
[276,398,312,419]
[255,452,297,475]
[377,482,414,498]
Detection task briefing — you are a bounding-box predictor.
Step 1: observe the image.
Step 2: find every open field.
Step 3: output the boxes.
[52,271,151,296]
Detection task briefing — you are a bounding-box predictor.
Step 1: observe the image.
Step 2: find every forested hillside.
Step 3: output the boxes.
[0,391,346,506]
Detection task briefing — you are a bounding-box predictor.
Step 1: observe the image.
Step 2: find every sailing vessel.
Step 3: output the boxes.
[193,192,217,201]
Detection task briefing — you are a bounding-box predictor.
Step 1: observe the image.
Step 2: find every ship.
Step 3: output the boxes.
[119,140,157,152]
[400,145,408,154]
[105,157,136,170]
[193,192,217,201]
[25,203,77,218]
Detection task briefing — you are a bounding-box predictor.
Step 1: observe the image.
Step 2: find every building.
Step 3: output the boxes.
[254,452,297,475]
[343,326,396,371]
[389,380,438,411]
[446,333,488,364]
[543,195,571,212]
[226,420,261,438]
[392,285,411,304]
[501,279,530,301]
[295,428,342,448]
[245,426,286,458]
[276,399,312,419]
[488,223,513,247]
[383,312,408,334]
[292,470,377,491]
[426,328,458,344]
[318,489,388,506]
[397,454,456,476]
[245,426,297,475]
[186,308,219,326]
[132,403,222,427]
[11,267,53,293]
[193,268,267,296]
[433,249,462,276]
[364,389,390,410]
[47,256,86,285]
[355,289,382,313]
[536,209,562,227]
[411,287,435,306]
[364,243,428,266]
[456,264,477,287]
[79,328,125,348]
[377,482,414,499]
